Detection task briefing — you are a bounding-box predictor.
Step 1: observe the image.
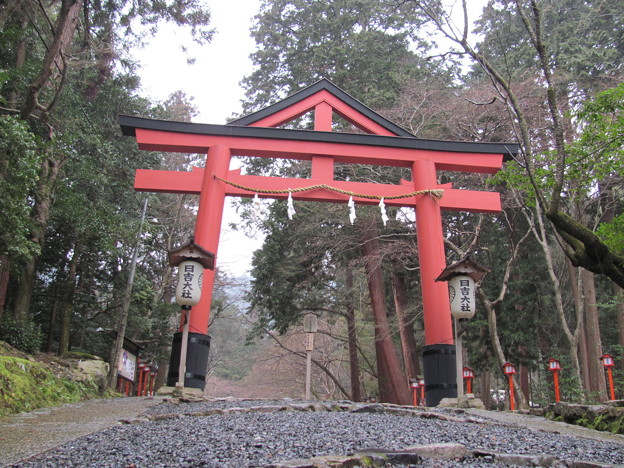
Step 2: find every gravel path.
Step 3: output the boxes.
[0,397,163,467]
[4,398,624,467]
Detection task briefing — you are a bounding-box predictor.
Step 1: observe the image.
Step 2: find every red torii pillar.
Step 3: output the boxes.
[189,144,231,334]
[120,106,514,405]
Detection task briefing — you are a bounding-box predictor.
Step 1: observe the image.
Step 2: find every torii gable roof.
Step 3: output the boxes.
[118,79,519,160]
[229,79,414,137]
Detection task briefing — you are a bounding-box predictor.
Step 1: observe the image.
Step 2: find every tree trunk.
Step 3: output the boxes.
[361,227,411,405]
[0,255,9,320]
[58,244,80,355]
[107,198,148,389]
[20,0,83,119]
[391,268,420,380]
[530,201,583,387]
[479,369,492,410]
[13,151,64,323]
[478,289,529,410]
[566,260,590,393]
[617,286,624,374]
[46,301,58,353]
[580,268,607,401]
[519,346,530,405]
[345,266,361,402]
[13,259,36,324]
[0,0,26,30]
[8,14,29,107]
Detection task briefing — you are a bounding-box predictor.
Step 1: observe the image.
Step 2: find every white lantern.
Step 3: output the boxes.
[449,274,476,319]
[175,260,204,307]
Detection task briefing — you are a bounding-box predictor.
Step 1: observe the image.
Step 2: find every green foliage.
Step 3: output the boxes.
[0,354,100,416]
[242,0,430,113]
[596,214,624,257]
[209,307,263,381]
[565,409,624,434]
[565,83,624,197]
[475,0,624,94]
[0,319,42,354]
[247,202,337,334]
[0,114,41,262]
[567,83,624,255]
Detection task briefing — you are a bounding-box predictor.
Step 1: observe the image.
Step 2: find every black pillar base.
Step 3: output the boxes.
[422,344,457,407]
[166,332,211,390]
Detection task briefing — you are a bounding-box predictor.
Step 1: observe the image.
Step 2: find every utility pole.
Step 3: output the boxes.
[107,198,148,390]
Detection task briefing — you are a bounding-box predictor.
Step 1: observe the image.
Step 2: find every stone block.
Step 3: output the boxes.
[403,442,469,460]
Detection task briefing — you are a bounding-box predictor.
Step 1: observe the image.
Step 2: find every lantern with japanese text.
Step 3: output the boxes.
[175,260,204,308]
[601,353,615,368]
[167,240,215,390]
[435,257,488,404]
[548,358,561,371]
[169,241,214,310]
[503,362,516,375]
[448,275,476,319]
[436,257,488,320]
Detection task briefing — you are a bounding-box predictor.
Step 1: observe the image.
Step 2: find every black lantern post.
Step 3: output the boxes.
[435,257,488,404]
[168,240,215,390]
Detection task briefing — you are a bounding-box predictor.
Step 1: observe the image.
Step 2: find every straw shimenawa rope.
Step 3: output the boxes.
[213,174,444,201]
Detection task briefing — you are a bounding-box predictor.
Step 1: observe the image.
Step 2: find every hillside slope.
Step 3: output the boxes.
[0,341,110,416]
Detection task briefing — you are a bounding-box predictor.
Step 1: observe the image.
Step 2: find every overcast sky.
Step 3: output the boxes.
[139,1,260,125]
[138,1,263,277]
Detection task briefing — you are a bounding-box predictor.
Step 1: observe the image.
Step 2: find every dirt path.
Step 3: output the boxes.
[0,396,163,466]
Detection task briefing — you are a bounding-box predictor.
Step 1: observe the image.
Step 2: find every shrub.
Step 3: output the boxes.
[0,319,42,354]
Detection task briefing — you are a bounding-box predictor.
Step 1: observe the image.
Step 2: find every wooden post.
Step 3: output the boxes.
[508,374,516,411]
[455,318,463,401]
[305,333,314,400]
[553,370,560,402]
[607,367,616,401]
[176,307,191,388]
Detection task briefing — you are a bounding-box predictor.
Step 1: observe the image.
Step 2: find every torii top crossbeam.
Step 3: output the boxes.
[119,79,518,351]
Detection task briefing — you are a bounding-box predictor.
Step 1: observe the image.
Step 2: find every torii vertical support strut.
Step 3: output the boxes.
[192,145,231,335]
[119,80,517,405]
[413,158,455,404]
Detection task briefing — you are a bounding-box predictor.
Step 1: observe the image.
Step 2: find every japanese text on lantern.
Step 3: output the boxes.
[181,264,196,299]
[459,279,471,312]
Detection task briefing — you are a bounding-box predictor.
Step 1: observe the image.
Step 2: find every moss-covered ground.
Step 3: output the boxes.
[548,403,624,435]
[0,342,105,417]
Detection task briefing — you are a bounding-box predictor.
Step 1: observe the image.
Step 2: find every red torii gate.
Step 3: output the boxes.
[119,80,518,405]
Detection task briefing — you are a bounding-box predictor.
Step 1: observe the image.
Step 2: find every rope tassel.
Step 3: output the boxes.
[379,197,389,226]
[287,191,296,220]
[348,196,356,225]
[253,194,262,220]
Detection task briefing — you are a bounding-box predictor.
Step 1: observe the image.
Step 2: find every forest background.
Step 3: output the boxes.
[0,0,622,409]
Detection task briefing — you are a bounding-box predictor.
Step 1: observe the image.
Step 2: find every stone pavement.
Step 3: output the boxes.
[0,396,163,466]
